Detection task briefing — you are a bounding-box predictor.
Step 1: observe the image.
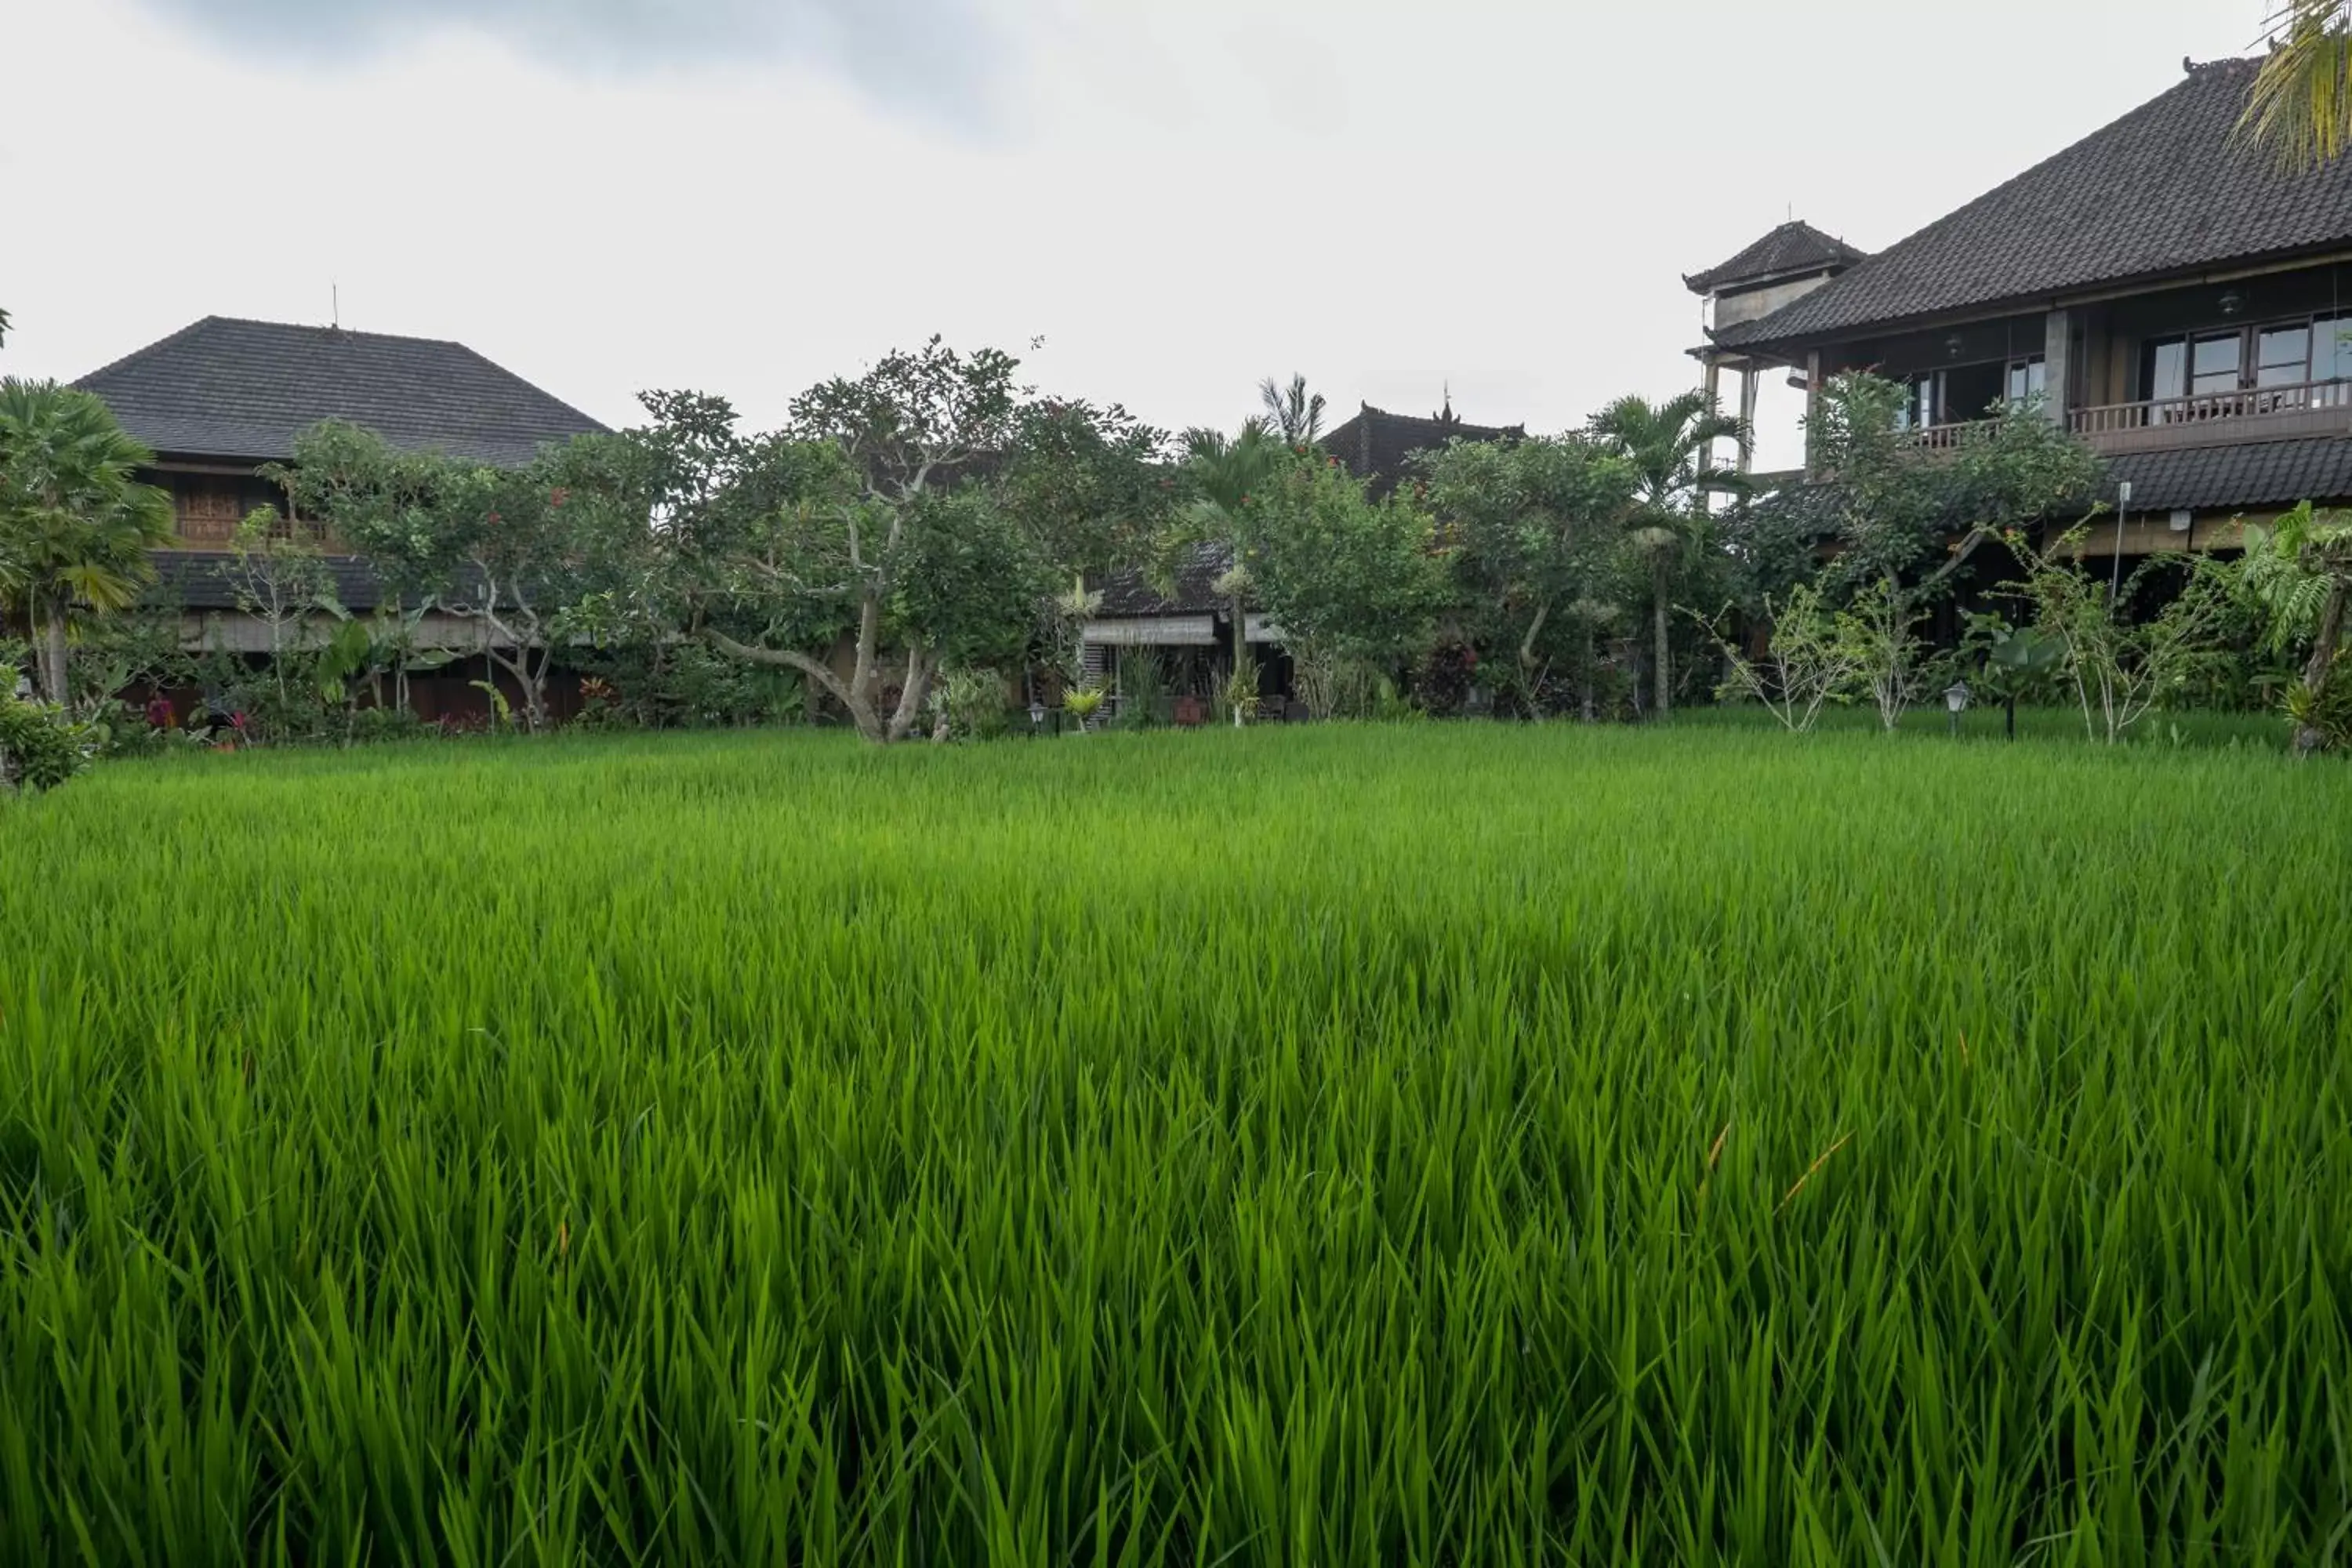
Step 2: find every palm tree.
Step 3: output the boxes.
[0,307,11,348]
[2242,502,2352,751]
[1182,419,1288,717]
[0,380,175,703]
[1259,375,1326,448]
[1588,390,1745,717]
[2241,2,2352,170]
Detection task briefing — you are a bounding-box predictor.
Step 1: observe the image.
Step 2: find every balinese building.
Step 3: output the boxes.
[1692,56,2352,564]
[1320,401,1526,498]
[73,315,608,719]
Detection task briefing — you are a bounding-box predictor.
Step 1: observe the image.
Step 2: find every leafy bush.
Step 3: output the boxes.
[0,696,94,793]
[936,668,1011,742]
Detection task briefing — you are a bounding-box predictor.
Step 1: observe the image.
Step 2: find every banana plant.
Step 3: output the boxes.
[1963,611,2065,740]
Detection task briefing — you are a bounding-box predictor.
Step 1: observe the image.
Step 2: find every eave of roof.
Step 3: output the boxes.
[1683,220,1867,296]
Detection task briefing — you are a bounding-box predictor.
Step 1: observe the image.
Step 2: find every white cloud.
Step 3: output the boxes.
[0,0,2278,472]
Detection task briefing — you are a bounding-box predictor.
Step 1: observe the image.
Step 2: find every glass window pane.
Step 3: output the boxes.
[2258,325,2311,387]
[2191,332,2242,394]
[2315,318,2352,383]
[2026,358,2045,398]
[2146,339,2187,401]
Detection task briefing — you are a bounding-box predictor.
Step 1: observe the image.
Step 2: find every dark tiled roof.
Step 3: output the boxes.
[1716,60,2352,355]
[2107,435,2352,514]
[1685,220,1867,295]
[1743,436,2352,541]
[1094,541,1231,617]
[75,317,608,466]
[1323,402,1525,497]
[147,550,390,613]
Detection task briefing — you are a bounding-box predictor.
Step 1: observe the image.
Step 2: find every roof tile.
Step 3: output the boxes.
[76,317,608,467]
[1717,60,2352,354]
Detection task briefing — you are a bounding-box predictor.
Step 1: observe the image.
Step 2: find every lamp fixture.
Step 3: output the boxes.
[2219,289,2245,318]
[1944,333,1967,360]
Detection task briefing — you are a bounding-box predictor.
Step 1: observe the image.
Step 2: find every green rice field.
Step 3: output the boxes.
[2,723,2348,1565]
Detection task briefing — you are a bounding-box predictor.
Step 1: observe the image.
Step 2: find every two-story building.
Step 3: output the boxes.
[1691,56,2352,563]
[73,314,608,719]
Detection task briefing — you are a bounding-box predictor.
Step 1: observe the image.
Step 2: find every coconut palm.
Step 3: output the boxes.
[0,380,175,703]
[2241,2,2352,171]
[1588,390,1746,717]
[1182,419,1288,718]
[1259,374,1327,448]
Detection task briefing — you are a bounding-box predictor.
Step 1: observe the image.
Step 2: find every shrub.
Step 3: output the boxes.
[0,696,94,793]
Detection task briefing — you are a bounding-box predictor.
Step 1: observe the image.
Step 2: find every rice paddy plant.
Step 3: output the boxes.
[1,723,2347,1565]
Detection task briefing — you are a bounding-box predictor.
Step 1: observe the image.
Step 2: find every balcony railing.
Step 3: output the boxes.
[1899,421,1996,453]
[1888,379,2352,460]
[2068,378,2352,454]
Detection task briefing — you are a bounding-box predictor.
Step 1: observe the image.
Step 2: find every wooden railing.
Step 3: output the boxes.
[1891,379,2352,459]
[1899,421,1996,453]
[2069,378,2352,448]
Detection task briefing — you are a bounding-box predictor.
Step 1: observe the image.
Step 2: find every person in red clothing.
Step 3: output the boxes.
[144,692,176,731]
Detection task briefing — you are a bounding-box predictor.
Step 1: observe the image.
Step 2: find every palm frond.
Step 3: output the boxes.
[2239,0,2352,172]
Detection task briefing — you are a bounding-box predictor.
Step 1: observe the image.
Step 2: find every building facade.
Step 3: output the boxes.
[1692,57,2352,561]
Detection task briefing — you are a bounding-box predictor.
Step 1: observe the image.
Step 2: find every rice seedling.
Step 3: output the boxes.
[1,723,2346,1565]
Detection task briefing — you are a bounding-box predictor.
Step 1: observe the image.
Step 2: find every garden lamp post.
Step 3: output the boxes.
[1029,699,1046,737]
[1944,681,1970,738]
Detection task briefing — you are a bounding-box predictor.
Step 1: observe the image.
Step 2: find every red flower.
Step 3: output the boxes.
[486,510,503,524]
[549,487,570,507]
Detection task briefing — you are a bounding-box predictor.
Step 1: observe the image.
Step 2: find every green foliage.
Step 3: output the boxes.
[1999,532,2242,743]
[1237,454,1447,677]
[1421,434,1638,717]
[3,728,2350,1559]
[1802,372,2107,606]
[1700,583,1867,732]
[278,423,630,732]
[0,694,93,792]
[2238,0,2352,171]
[1109,650,1170,729]
[1061,684,1106,726]
[1589,390,1750,716]
[0,378,175,702]
[935,667,1011,741]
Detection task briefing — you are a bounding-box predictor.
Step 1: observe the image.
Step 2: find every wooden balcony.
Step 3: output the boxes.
[1888,379,2352,461]
[2067,379,2352,456]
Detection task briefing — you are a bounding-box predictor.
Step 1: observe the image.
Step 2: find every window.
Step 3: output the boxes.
[2314,317,2352,385]
[2258,325,2313,387]
[2006,357,2047,404]
[2143,314,2352,408]
[1896,374,1936,431]
[2190,332,2242,397]
[2145,338,2189,402]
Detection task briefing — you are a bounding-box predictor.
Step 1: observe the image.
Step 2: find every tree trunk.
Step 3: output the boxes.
[1230,592,1250,726]
[1581,625,1597,723]
[2296,578,2348,754]
[1651,562,1672,719]
[40,604,68,706]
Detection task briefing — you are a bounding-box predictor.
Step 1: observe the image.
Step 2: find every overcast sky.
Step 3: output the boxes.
[0,0,2281,469]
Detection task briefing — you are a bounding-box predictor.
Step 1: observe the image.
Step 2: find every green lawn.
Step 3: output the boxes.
[3,724,2347,1565]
